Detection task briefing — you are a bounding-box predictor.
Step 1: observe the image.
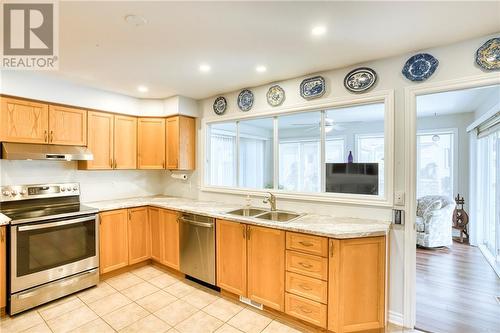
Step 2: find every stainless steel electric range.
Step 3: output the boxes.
[0,183,99,315]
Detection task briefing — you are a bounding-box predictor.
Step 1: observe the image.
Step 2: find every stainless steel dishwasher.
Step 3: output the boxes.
[178,213,215,285]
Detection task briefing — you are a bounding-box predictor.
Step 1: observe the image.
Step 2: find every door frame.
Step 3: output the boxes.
[403,73,500,328]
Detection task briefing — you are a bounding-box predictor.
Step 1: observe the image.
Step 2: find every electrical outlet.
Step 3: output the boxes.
[394,191,405,206]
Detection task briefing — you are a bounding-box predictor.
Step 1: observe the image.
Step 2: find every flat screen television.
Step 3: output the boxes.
[325,163,379,195]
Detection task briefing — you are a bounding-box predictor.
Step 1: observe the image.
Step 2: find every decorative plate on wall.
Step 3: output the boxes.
[266,85,285,106]
[402,53,439,82]
[237,89,254,111]
[213,96,227,115]
[344,67,377,93]
[300,76,326,99]
[475,37,500,71]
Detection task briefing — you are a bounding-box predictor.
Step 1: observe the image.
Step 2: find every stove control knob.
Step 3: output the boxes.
[21,189,27,195]
[61,187,66,192]
[2,190,10,196]
[11,190,18,196]
[73,186,78,191]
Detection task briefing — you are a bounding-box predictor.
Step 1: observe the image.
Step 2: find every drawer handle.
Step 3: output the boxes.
[299,306,313,314]
[298,262,313,269]
[299,283,312,291]
[299,241,314,247]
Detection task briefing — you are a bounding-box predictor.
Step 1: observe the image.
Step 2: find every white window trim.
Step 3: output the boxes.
[200,90,395,207]
[416,128,459,199]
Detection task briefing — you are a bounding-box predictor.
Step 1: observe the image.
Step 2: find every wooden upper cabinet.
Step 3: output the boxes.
[114,115,137,169]
[166,116,195,170]
[79,111,113,170]
[161,209,180,270]
[0,97,49,144]
[216,219,247,297]
[149,207,163,262]
[328,237,386,333]
[128,207,150,265]
[138,118,165,169]
[99,209,129,274]
[48,105,87,146]
[247,225,285,311]
[1,227,6,309]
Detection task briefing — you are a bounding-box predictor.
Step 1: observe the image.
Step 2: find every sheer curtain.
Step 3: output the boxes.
[239,137,266,189]
[209,133,236,187]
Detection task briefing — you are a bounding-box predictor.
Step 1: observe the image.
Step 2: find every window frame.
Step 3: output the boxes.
[201,91,394,207]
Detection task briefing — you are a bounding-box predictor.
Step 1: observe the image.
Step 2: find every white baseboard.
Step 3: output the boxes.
[389,310,404,327]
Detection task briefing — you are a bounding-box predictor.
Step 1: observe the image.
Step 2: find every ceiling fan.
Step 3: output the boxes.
[290,118,344,133]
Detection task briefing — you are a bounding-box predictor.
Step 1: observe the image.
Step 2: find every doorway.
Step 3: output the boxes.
[413,84,500,332]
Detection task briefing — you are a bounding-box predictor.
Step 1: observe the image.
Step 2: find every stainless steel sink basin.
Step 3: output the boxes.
[255,211,301,222]
[226,207,268,217]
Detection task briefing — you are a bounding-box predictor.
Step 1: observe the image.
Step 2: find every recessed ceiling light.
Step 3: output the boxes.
[137,85,148,93]
[124,14,147,27]
[311,25,327,36]
[199,64,211,72]
[256,65,267,73]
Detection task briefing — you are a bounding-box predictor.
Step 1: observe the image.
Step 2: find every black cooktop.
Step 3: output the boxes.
[0,203,98,224]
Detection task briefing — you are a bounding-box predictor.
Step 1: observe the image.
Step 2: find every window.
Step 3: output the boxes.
[356,134,385,196]
[278,112,321,192]
[205,101,389,200]
[239,118,274,189]
[416,130,454,199]
[207,122,237,187]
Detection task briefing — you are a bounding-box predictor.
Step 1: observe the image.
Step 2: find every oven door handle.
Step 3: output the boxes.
[17,215,96,231]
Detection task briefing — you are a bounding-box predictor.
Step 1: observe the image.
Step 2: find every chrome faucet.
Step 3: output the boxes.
[263,192,277,211]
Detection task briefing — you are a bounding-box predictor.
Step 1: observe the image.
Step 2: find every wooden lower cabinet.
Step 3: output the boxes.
[216,219,247,296]
[160,209,180,270]
[285,292,327,328]
[1,227,6,309]
[149,207,162,262]
[247,225,285,311]
[99,210,129,274]
[328,236,386,333]
[128,207,150,265]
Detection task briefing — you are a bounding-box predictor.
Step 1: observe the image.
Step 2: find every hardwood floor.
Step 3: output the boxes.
[416,241,500,333]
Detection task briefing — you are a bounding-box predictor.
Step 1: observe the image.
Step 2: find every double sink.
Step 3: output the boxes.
[225,207,302,222]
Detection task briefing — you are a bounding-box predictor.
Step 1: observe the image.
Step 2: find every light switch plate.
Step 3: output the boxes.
[394,191,405,206]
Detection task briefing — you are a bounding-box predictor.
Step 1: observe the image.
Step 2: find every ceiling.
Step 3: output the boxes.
[46,1,500,99]
[417,84,500,117]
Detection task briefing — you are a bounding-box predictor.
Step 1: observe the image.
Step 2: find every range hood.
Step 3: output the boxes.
[1,142,93,161]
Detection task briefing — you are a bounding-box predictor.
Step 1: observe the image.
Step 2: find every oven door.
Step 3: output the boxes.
[11,214,99,293]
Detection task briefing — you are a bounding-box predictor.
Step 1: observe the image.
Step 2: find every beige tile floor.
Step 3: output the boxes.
[1,265,421,333]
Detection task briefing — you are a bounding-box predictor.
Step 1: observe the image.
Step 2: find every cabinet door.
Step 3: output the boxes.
[0,97,48,143]
[48,105,87,146]
[328,237,386,333]
[137,118,165,169]
[0,227,6,309]
[166,116,195,170]
[79,111,113,170]
[114,115,137,169]
[160,209,179,269]
[216,219,247,296]
[99,210,129,274]
[149,207,163,262]
[247,225,285,311]
[128,207,151,265]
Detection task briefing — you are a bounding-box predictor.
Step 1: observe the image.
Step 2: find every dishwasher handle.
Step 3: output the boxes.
[178,217,214,228]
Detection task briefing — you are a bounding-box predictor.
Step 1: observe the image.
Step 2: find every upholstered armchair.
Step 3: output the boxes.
[416,195,455,248]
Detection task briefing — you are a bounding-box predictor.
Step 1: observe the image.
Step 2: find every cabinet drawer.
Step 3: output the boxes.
[286,232,328,257]
[286,251,328,280]
[286,272,327,304]
[285,293,327,328]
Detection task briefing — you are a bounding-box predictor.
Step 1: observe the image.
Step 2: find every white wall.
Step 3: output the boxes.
[0,160,167,202]
[164,33,499,322]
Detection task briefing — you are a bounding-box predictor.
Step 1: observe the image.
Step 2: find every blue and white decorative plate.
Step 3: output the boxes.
[266,85,285,106]
[402,53,439,82]
[300,76,326,99]
[475,37,500,71]
[237,89,254,111]
[344,67,377,93]
[213,96,227,115]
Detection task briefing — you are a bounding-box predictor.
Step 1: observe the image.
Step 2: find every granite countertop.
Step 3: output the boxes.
[0,213,11,226]
[86,196,391,239]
